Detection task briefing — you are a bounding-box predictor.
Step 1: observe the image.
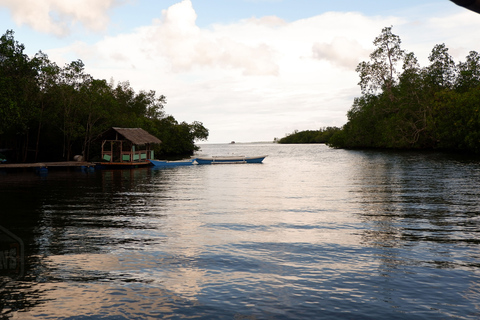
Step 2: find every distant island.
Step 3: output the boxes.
[0,30,208,163]
[276,127,340,144]
[279,26,480,154]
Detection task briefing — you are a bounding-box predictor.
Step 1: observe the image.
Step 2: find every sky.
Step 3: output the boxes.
[1,0,480,143]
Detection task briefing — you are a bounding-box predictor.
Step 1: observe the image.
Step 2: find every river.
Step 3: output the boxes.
[1,143,479,319]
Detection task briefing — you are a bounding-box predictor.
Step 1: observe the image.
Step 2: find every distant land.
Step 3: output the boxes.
[281,26,480,154]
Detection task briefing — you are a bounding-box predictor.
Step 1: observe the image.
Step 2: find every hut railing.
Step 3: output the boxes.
[102,151,112,162]
[121,150,151,162]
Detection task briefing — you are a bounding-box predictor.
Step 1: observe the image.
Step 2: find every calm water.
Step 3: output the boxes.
[1,143,480,319]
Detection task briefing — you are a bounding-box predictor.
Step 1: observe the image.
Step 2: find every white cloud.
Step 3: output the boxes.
[0,0,120,36]
[46,1,393,142]
[396,11,480,65]
[143,0,279,75]
[246,16,288,28]
[312,37,369,70]
[42,1,480,143]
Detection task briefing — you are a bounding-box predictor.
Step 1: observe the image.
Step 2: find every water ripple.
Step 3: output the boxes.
[2,144,480,319]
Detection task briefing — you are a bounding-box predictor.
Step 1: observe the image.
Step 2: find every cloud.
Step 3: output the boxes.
[396,11,480,65]
[50,2,394,142]
[144,0,279,75]
[312,37,369,70]
[247,16,287,28]
[42,1,480,143]
[0,0,120,36]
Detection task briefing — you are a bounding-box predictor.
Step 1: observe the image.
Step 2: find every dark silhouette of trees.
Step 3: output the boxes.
[328,26,480,154]
[0,30,208,162]
[277,127,340,144]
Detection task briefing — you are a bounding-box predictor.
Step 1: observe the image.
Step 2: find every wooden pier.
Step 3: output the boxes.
[0,161,96,169]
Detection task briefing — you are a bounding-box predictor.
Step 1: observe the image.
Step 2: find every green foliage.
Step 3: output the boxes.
[278,127,340,144]
[329,26,480,154]
[148,116,208,157]
[433,89,480,152]
[356,26,405,101]
[0,30,208,162]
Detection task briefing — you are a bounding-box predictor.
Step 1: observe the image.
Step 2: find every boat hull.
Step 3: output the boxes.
[149,159,195,167]
[195,155,267,165]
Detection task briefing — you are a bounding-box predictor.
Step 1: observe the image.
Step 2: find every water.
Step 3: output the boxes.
[1,143,480,319]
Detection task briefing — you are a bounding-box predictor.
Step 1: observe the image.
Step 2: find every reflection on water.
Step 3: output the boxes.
[1,144,480,319]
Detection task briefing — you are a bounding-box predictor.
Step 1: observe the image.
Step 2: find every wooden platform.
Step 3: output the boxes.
[0,161,95,169]
[93,161,152,169]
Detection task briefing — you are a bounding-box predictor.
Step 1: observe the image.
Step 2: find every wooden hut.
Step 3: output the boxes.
[98,127,161,167]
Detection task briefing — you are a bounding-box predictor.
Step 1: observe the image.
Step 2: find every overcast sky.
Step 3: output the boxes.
[1,0,479,143]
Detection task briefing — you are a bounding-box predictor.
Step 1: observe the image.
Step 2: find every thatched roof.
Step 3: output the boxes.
[102,127,162,145]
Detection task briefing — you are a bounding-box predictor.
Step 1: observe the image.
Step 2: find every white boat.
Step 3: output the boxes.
[195,155,267,164]
[149,159,195,167]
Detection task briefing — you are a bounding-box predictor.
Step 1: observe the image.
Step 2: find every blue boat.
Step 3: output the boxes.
[195,155,267,165]
[149,159,195,167]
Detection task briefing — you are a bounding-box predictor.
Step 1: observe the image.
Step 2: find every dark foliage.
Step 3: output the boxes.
[328,26,480,154]
[277,127,340,144]
[0,30,208,162]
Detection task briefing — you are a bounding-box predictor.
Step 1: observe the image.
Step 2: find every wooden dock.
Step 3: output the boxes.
[0,161,96,169]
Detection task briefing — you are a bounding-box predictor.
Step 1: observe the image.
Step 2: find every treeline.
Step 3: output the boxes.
[328,26,480,153]
[277,127,340,144]
[0,30,208,163]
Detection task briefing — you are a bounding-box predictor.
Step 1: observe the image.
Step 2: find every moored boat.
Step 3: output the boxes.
[149,159,195,167]
[195,155,267,165]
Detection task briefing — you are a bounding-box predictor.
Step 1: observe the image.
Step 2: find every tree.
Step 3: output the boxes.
[425,43,456,91]
[0,30,209,162]
[0,30,39,161]
[79,78,114,160]
[53,60,89,160]
[392,51,436,148]
[356,26,405,101]
[151,117,209,157]
[189,121,209,141]
[31,51,60,161]
[330,26,480,153]
[455,51,480,92]
[278,127,340,144]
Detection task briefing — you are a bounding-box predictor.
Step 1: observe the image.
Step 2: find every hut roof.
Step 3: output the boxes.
[103,127,162,145]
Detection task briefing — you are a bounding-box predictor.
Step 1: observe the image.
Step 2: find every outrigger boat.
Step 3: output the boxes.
[149,159,195,167]
[195,155,267,165]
